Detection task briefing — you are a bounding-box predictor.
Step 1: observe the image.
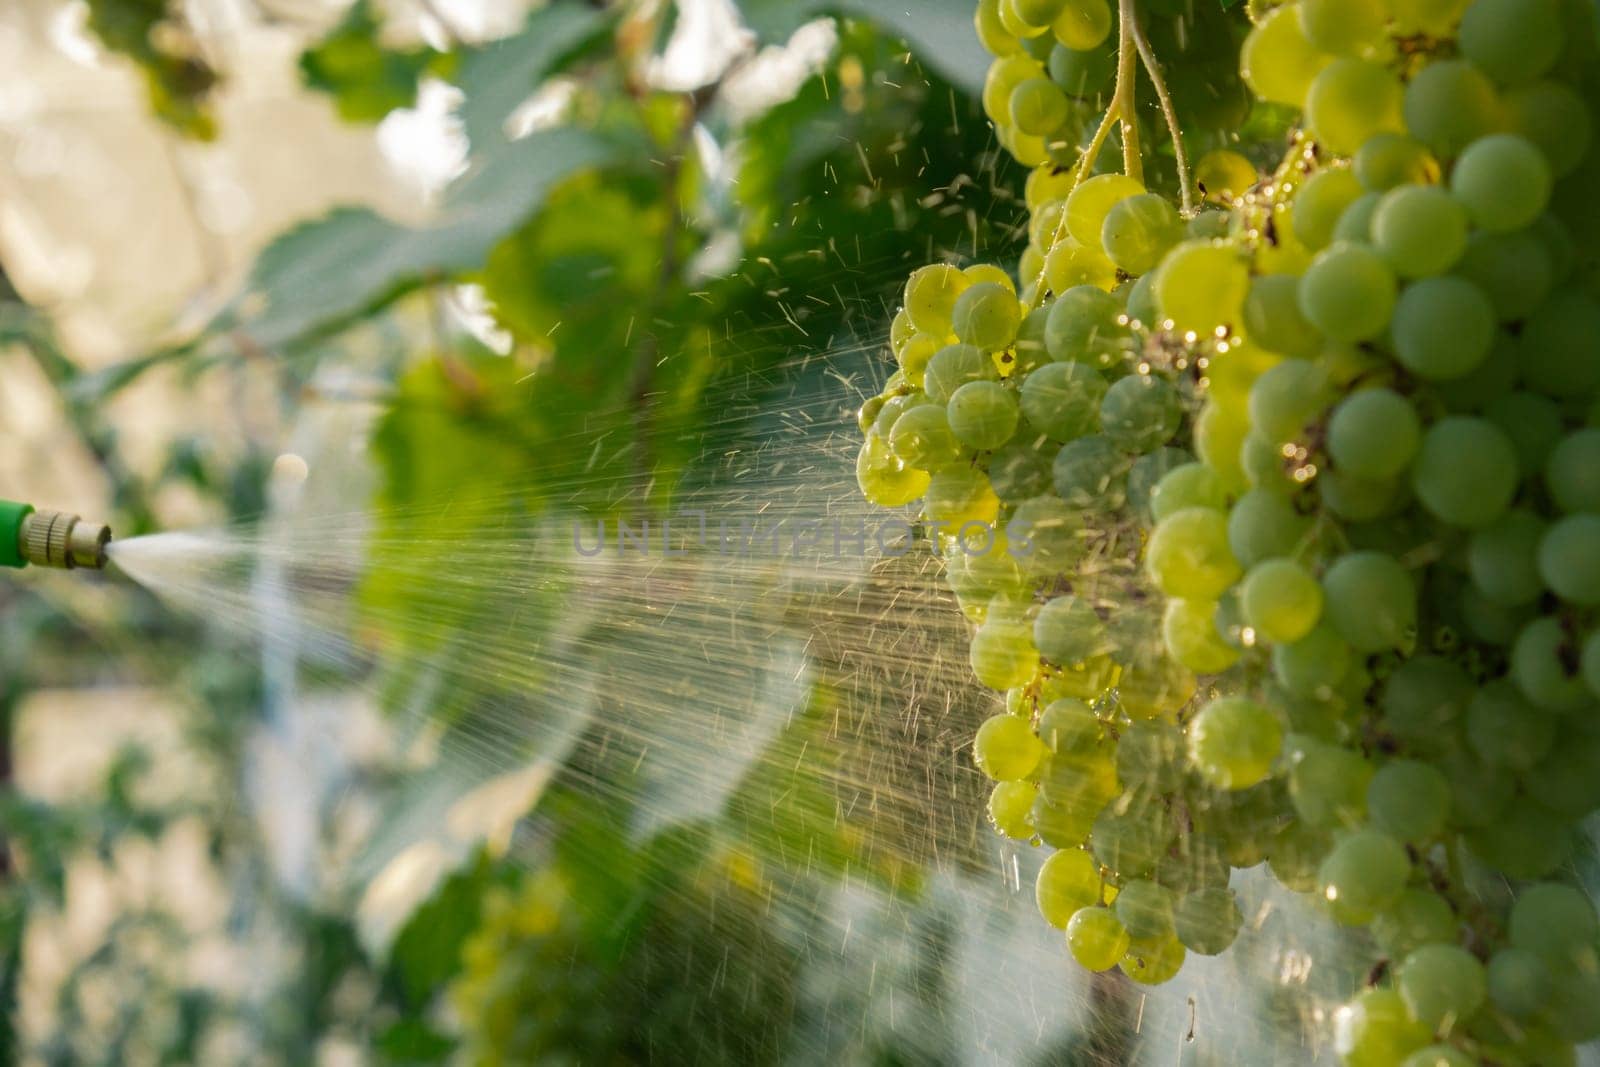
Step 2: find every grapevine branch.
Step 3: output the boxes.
[1128,6,1193,215]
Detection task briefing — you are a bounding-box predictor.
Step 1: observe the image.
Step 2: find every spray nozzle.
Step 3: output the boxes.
[1,500,113,571]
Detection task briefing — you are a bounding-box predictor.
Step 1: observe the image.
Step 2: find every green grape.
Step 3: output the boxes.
[1030,197,1068,248]
[1196,401,1249,494]
[1162,597,1242,673]
[1292,167,1363,252]
[1457,581,1536,646]
[989,780,1039,837]
[1274,622,1353,697]
[1186,209,1232,240]
[1115,879,1176,941]
[1048,39,1115,100]
[1548,970,1600,1042]
[889,403,965,471]
[924,343,999,403]
[1545,429,1600,513]
[1450,134,1552,233]
[1520,289,1600,398]
[1305,59,1404,156]
[904,263,972,335]
[1037,849,1108,927]
[1297,0,1386,55]
[1373,889,1459,960]
[1044,284,1128,365]
[1066,905,1129,970]
[1115,721,1184,793]
[896,332,943,388]
[1332,190,1381,244]
[1043,237,1116,292]
[1328,388,1421,481]
[1100,193,1181,275]
[1248,358,1331,443]
[1099,374,1181,452]
[1037,697,1100,752]
[1187,696,1282,790]
[1510,615,1591,712]
[1243,273,1321,357]
[1288,740,1372,828]
[1065,172,1145,249]
[1390,0,1469,33]
[1240,431,1293,493]
[975,0,1021,55]
[1051,0,1111,49]
[947,380,1019,450]
[889,306,914,352]
[1458,0,1562,87]
[1506,80,1593,179]
[1538,515,1600,605]
[1454,227,1553,323]
[1318,828,1409,924]
[1119,933,1186,985]
[1510,883,1599,965]
[973,712,1047,779]
[1323,552,1416,653]
[1010,0,1067,28]
[1195,148,1257,202]
[1398,944,1486,1032]
[1019,362,1105,443]
[1399,1046,1474,1067]
[925,466,999,526]
[1090,802,1173,877]
[1241,4,1330,108]
[1391,276,1495,380]
[1466,679,1553,770]
[1010,77,1071,137]
[1124,270,1158,326]
[1487,947,1552,1020]
[1321,469,1407,523]
[1146,507,1242,600]
[1034,595,1107,664]
[856,433,930,507]
[1403,60,1503,159]
[951,281,1021,352]
[1368,759,1450,843]
[1438,746,1512,828]
[950,541,1027,602]
[1435,334,1518,411]
[1412,416,1517,527]
[1483,397,1559,478]
[1467,509,1546,605]
[872,393,922,437]
[857,395,885,434]
[1372,185,1468,278]
[1524,730,1600,815]
[1354,132,1436,191]
[1299,241,1397,342]
[1227,487,1311,567]
[1052,435,1129,511]
[988,437,1058,504]
[1336,988,1432,1067]
[1008,494,1088,573]
[1151,463,1229,522]
[1173,888,1241,955]
[1126,447,1191,524]
[970,619,1040,690]
[1240,558,1323,644]
[1012,305,1053,374]
[1118,648,1196,721]
[999,0,1052,36]
[1155,240,1250,333]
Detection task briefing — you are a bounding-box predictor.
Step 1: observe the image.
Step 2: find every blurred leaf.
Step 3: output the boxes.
[454,4,612,148]
[228,127,617,350]
[386,851,511,1010]
[85,0,218,138]
[736,0,989,94]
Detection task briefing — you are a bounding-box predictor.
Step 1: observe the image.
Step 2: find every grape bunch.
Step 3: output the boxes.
[855,0,1600,1061]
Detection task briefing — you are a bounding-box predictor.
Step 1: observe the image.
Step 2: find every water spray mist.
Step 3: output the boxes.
[0,499,112,571]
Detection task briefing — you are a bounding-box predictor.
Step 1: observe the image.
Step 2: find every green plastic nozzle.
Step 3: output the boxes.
[1,499,112,570]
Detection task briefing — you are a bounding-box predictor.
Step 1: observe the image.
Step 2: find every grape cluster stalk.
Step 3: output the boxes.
[855,0,1600,1062]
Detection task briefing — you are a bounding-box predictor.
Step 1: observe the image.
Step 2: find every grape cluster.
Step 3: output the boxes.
[857,0,1600,1060]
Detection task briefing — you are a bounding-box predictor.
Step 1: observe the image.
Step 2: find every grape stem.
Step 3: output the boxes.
[1115,0,1142,185]
[1127,3,1193,216]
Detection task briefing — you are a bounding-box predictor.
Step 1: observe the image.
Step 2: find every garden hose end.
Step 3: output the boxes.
[1,500,112,570]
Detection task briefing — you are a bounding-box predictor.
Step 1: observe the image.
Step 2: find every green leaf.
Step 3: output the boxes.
[454,4,612,149]
[736,0,989,94]
[385,851,512,1010]
[227,126,617,349]
[299,0,444,124]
